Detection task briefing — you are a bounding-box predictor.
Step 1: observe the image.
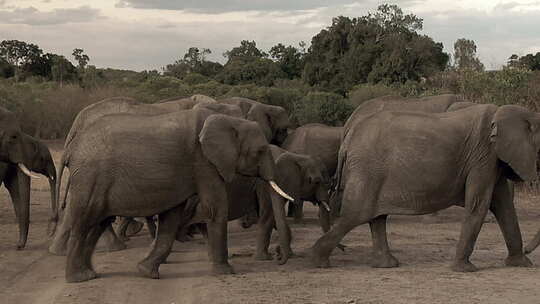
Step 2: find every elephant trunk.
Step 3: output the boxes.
[14,173,30,250]
[49,153,66,237]
[269,189,292,265]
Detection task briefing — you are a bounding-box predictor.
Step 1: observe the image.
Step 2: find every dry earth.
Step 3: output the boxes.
[1,141,540,304]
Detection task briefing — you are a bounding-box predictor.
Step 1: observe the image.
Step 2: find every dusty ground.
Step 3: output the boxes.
[1,142,540,304]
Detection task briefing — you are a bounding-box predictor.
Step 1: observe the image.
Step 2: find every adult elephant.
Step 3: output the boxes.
[329,94,476,215]
[311,104,537,272]
[280,123,342,221]
[178,144,332,261]
[0,107,57,249]
[49,98,243,255]
[218,97,291,145]
[52,108,292,282]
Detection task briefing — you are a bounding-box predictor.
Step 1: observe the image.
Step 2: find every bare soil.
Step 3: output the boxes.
[1,142,540,304]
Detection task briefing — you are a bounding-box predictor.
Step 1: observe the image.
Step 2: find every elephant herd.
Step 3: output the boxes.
[3,93,540,283]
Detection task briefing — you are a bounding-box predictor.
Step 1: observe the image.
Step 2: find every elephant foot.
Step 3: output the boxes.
[66,268,97,283]
[137,261,160,279]
[451,260,478,272]
[212,263,235,275]
[309,247,330,268]
[274,245,294,265]
[371,252,399,268]
[125,220,144,237]
[505,254,533,268]
[254,251,273,261]
[48,243,68,256]
[16,243,26,250]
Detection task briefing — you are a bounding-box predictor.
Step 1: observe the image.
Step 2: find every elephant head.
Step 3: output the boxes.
[199,114,281,185]
[273,151,331,205]
[219,97,291,145]
[491,105,540,182]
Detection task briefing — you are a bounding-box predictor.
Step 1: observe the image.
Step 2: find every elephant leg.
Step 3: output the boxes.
[49,208,70,256]
[146,216,156,239]
[286,202,295,217]
[254,193,274,261]
[137,206,182,279]
[369,215,399,268]
[311,176,376,268]
[451,170,495,272]
[65,185,104,283]
[116,217,132,242]
[293,200,304,223]
[5,168,30,250]
[82,218,112,271]
[101,223,127,252]
[525,229,540,254]
[490,178,532,267]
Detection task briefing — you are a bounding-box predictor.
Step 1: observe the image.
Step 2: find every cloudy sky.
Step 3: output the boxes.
[0,0,539,71]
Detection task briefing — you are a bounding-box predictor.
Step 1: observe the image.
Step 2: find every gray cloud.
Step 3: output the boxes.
[0,5,103,26]
[115,0,368,13]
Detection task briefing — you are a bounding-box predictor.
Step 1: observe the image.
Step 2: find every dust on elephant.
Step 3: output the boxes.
[311,104,538,272]
[0,107,56,249]
[280,123,342,221]
[49,98,243,255]
[218,97,291,145]
[53,108,292,282]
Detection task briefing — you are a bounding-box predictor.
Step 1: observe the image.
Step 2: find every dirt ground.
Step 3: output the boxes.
[2,142,540,304]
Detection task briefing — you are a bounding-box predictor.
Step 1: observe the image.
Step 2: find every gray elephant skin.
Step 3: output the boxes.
[0,106,56,249]
[311,103,538,273]
[179,144,332,262]
[53,107,292,283]
[280,123,342,220]
[49,96,248,254]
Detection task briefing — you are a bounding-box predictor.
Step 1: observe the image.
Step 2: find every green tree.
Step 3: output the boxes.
[218,40,285,86]
[302,5,448,94]
[0,40,43,80]
[163,47,222,79]
[269,43,305,79]
[508,52,540,70]
[50,55,77,86]
[453,38,484,71]
[72,48,90,70]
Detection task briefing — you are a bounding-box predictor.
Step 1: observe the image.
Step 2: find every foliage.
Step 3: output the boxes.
[302,5,448,94]
[508,52,540,70]
[453,38,484,71]
[294,91,353,126]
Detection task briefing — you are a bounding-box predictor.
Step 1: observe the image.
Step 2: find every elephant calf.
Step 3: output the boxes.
[312,104,538,272]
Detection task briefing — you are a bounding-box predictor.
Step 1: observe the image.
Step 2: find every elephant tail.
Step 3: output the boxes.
[48,152,69,237]
[330,147,346,219]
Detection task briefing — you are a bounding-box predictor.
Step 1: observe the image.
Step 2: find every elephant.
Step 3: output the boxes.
[50,108,293,282]
[525,229,540,254]
[280,123,343,221]
[49,98,244,255]
[311,104,538,272]
[218,97,291,145]
[0,106,57,249]
[175,144,332,261]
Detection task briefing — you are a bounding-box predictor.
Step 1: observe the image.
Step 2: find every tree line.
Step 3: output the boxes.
[1,4,540,139]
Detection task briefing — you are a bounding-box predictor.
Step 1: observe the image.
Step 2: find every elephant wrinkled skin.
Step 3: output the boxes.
[311,104,538,272]
[56,108,292,283]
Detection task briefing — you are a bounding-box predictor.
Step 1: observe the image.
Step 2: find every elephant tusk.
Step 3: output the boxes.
[18,163,41,179]
[269,181,294,201]
[321,201,331,212]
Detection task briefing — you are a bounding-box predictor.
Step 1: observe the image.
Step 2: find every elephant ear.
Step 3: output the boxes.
[492,105,540,182]
[199,115,239,182]
[247,105,273,142]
